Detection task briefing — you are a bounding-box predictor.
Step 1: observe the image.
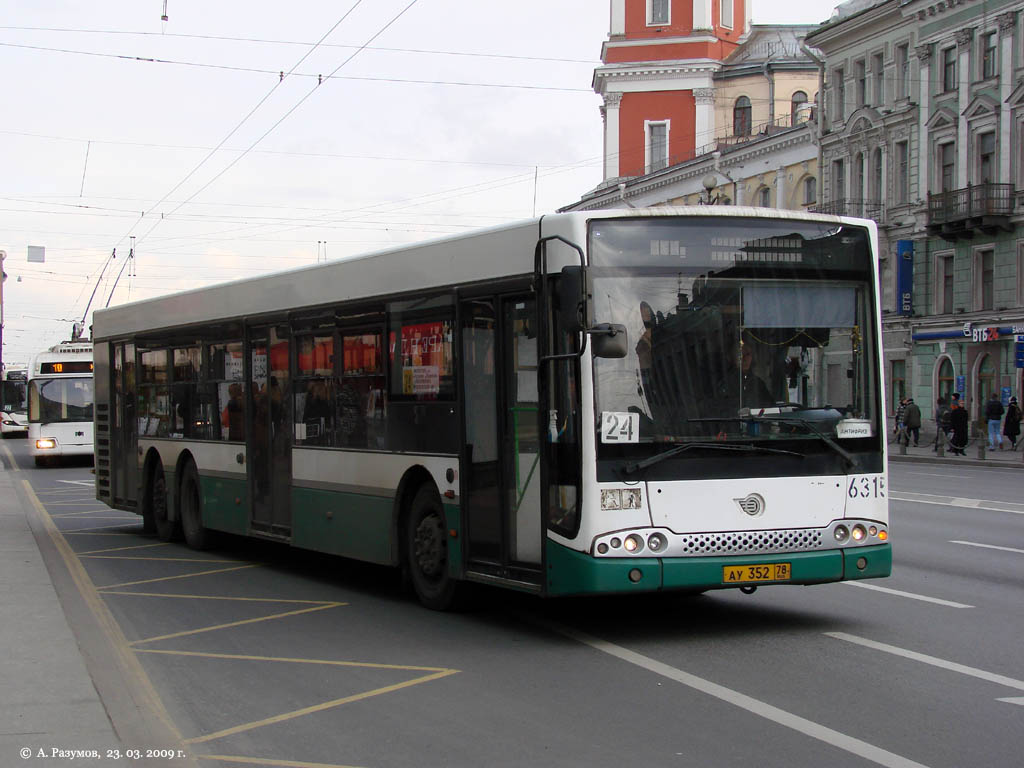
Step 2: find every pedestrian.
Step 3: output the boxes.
[984,392,1005,450]
[1004,396,1021,450]
[933,396,950,452]
[894,396,907,440]
[902,397,921,447]
[949,394,968,455]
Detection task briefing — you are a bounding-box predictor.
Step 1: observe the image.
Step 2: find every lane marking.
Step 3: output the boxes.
[56,479,95,486]
[546,622,928,768]
[129,603,346,646]
[890,491,1024,515]
[78,543,172,555]
[840,581,973,608]
[135,648,456,673]
[81,555,239,562]
[103,591,334,604]
[996,697,1024,706]
[0,442,17,470]
[62,523,143,533]
[827,633,1024,695]
[196,756,365,768]
[950,540,1024,555]
[97,563,260,590]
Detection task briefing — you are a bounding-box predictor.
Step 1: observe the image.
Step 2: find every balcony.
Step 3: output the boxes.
[926,183,1015,240]
[810,199,885,222]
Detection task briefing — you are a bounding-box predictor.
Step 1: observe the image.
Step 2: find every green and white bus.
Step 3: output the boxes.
[92,208,890,609]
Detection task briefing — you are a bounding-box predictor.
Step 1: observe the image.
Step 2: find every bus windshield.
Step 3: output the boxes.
[588,217,880,468]
[2,379,28,414]
[28,377,94,423]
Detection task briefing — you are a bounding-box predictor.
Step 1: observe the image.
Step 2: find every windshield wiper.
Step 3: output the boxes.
[623,442,803,475]
[755,416,858,470]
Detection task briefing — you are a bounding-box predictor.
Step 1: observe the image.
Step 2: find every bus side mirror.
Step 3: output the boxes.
[556,266,587,334]
[590,324,628,358]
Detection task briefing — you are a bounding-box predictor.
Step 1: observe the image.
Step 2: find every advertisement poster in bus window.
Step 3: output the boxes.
[393,321,450,396]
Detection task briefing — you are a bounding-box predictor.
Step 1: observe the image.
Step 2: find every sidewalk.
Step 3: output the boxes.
[888,427,1023,469]
[0,461,122,766]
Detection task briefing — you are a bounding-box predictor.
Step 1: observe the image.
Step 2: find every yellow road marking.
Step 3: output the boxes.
[19,480,191,753]
[78,543,172,555]
[97,564,259,590]
[103,591,333,605]
[62,524,142,533]
[1,442,17,469]
[53,514,140,520]
[184,669,458,745]
[64,531,142,536]
[135,649,458,674]
[129,603,346,646]
[196,755,366,768]
[81,555,239,562]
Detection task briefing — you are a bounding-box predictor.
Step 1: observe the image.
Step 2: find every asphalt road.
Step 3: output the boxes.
[4,436,1022,768]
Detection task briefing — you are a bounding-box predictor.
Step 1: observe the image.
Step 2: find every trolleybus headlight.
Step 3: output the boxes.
[647,533,667,553]
[869,526,878,537]
[852,524,866,542]
[597,543,609,555]
[623,534,644,553]
[609,537,622,549]
[36,438,56,450]
[833,525,850,543]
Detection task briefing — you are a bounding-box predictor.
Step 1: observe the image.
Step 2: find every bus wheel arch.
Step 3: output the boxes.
[177,453,212,551]
[142,449,179,542]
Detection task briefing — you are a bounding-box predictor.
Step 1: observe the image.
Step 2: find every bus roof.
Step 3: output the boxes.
[92,207,874,341]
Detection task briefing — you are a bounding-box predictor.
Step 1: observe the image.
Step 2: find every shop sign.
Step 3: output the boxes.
[962,322,1000,342]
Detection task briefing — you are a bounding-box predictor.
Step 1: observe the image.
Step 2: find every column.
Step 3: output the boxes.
[955,28,973,188]
[603,93,622,181]
[998,12,1016,184]
[916,44,932,198]
[694,88,716,150]
[775,166,786,209]
[610,0,625,37]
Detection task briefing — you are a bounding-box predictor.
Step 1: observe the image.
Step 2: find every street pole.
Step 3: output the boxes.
[0,249,7,380]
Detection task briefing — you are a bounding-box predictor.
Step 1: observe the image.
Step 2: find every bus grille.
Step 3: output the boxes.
[677,528,824,556]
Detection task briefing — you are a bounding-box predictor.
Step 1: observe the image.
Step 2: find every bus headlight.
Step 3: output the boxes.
[852,524,867,542]
[623,534,644,553]
[647,533,668,553]
[833,525,850,543]
[36,438,57,450]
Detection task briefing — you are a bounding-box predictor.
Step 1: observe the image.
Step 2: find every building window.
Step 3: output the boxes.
[832,159,845,202]
[803,176,817,205]
[855,152,865,201]
[896,43,910,100]
[649,0,669,25]
[977,354,996,411]
[939,142,956,192]
[974,249,994,311]
[891,360,906,416]
[834,68,845,121]
[872,53,885,106]
[942,46,957,92]
[733,96,751,136]
[895,140,909,204]
[872,147,883,202]
[937,253,954,313]
[978,132,996,185]
[1018,242,1024,305]
[791,91,807,124]
[981,31,998,79]
[855,60,867,107]
[937,357,955,403]
[758,187,771,207]
[721,0,734,29]
[647,122,668,172]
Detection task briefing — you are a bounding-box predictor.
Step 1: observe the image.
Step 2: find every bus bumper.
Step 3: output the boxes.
[545,540,892,597]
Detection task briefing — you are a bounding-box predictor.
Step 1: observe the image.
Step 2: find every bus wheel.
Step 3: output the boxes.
[180,461,212,551]
[406,485,460,610]
[148,464,180,542]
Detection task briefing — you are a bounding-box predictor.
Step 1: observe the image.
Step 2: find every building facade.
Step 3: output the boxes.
[809,0,1024,427]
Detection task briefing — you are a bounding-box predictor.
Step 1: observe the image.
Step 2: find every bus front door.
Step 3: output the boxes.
[112,343,138,507]
[461,295,542,582]
[249,327,292,537]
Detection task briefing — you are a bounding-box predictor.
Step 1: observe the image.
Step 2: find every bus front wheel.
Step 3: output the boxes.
[180,461,212,551]
[405,485,461,611]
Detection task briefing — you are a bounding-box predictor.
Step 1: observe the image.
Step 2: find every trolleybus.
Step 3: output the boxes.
[28,341,95,466]
[2,364,29,436]
[92,208,890,608]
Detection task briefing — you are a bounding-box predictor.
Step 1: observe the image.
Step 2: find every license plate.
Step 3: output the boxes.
[722,562,791,583]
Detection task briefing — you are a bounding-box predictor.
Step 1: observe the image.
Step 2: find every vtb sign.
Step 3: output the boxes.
[963,323,1000,342]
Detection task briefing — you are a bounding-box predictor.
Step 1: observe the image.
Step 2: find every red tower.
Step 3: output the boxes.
[595,1,750,180]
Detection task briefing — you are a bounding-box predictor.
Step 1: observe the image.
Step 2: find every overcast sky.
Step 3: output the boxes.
[0,1,835,365]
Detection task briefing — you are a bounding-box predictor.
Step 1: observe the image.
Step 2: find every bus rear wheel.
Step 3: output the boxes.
[146,463,180,542]
[180,461,212,551]
[406,485,461,611]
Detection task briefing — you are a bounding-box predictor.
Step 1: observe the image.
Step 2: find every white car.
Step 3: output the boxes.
[1,409,28,437]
